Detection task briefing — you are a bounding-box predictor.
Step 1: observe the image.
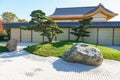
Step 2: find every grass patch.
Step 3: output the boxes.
[24,40,120,61]
[97,46,120,61]
[0,44,9,53]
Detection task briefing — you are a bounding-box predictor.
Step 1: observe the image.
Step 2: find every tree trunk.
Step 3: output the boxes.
[47,36,54,42]
[76,36,80,41]
[47,37,52,42]
[49,38,52,42]
[82,37,84,42]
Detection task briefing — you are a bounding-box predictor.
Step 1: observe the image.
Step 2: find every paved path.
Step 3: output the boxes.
[0,42,120,80]
[107,46,120,50]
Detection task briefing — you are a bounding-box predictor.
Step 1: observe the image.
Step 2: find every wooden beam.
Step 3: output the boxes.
[20,28,22,42]
[112,28,115,45]
[43,36,44,42]
[55,36,57,41]
[31,30,33,42]
[96,28,99,46]
[68,27,70,40]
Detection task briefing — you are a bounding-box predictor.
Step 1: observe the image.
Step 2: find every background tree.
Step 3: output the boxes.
[1,12,18,41]
[18,19,28,23]
[1,12,18,23]
[70,17,93,41]
[22,10,63,42]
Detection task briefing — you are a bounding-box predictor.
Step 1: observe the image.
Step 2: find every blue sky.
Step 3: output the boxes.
[0,0,120,21]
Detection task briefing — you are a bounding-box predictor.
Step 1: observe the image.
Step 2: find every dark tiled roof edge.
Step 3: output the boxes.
[3,21,120,28]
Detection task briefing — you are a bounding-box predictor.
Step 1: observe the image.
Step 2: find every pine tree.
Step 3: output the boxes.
[70,17,93,41]
[22,10,63,42]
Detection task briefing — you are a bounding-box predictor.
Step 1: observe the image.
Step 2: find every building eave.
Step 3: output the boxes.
[56,21,120,28]
[97,3,118,20]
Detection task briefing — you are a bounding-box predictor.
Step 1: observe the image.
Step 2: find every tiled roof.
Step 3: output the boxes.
[92,22,120,27]
[57,22,120,28]
[50,7,97,16]
[3,23,37,28]
[50,6,115,16]
[3,22,120,28]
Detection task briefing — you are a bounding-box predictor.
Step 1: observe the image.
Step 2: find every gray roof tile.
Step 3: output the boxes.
[50,6,115,16]
[50,7,97,16]
[57,22,120,28]
[3,23,37,28]
[3,22,120,28]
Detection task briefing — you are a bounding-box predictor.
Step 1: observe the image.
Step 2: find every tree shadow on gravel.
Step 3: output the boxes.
[0,50,29,58]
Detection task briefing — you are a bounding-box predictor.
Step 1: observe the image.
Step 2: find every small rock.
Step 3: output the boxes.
[63,43,103,66]
[6,39,17,51]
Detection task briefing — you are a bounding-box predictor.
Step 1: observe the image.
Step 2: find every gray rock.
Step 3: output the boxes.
[6,39,17,51]
[63,43,103,66]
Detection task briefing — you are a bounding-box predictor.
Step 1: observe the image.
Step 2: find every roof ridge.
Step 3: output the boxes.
[56,6,97,9]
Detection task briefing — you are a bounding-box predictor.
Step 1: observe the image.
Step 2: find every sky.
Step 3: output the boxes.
[0,0,120,21]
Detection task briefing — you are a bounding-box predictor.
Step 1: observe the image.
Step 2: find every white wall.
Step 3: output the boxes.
[57,28,69,41]
[21,30,31,42]
[114,28,120,45]
[98,28,113,45]
[92,12,107,22]
[10,27,120,45]
[32,31,43,42]
[84,28,97,44]
[11,28,20,41]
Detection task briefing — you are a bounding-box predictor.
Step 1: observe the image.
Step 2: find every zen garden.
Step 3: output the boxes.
[0,3,120,80]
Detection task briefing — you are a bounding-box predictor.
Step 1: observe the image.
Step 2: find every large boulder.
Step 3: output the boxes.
[6,39,17,51]
[63,43,103,66]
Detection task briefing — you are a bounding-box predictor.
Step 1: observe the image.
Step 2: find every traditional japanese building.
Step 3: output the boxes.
[3,3,120,45]
[50,3,117,21]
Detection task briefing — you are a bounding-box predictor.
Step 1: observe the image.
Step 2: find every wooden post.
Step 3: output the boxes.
[112,28,115,45]
[43,36,44,42]
[96,28,99,47]
[20,28,22,42]
[31,30,33,42]
[55,36,57,41]
[68,27,70,40]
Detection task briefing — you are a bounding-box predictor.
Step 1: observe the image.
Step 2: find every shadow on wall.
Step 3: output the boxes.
[0,50,29,58]
[53,58,98,73]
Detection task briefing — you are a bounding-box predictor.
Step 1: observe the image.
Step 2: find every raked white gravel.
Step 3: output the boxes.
[0,42,120,80]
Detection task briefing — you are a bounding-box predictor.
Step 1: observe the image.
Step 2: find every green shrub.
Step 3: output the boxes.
[0,44,9,53]
[0,34,5,41]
